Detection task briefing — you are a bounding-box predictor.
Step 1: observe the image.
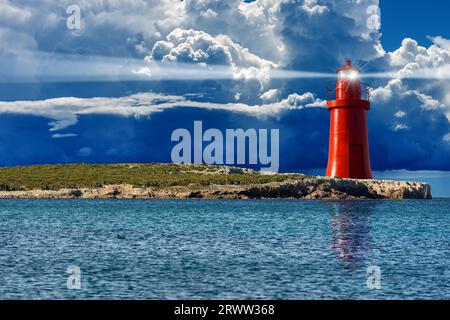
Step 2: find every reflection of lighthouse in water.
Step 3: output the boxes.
[327,202,378,270]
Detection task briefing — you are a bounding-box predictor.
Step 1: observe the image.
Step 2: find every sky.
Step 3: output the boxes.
[380,0,450,51]
[0,0,449,196]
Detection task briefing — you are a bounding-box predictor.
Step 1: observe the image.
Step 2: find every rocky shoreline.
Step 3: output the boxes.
[0,177,431,200]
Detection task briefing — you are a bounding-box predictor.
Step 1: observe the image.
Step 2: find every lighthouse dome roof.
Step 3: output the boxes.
[337,60,359,73]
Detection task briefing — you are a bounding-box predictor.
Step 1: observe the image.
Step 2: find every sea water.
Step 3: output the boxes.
[0,199,448,300]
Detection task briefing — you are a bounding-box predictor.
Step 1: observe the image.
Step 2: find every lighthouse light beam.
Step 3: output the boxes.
[1,51,449,82]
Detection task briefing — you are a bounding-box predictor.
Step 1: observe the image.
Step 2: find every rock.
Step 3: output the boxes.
[187,191,203,198]
[237,178,430,200]
[0,178,431,200]
[70,189,83,198]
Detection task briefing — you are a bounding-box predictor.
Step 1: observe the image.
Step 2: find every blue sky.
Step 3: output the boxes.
[381,0,450,51]
[0,0,449,196]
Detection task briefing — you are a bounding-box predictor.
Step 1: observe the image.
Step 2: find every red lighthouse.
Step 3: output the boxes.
[326,60,373,179]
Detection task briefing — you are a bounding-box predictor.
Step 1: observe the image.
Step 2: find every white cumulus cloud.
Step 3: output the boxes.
[142,28,278,92]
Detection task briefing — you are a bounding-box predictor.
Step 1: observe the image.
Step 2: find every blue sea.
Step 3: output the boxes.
[0,199,448,300]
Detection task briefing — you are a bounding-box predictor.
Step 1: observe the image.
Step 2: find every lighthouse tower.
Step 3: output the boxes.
[326,60,373,179]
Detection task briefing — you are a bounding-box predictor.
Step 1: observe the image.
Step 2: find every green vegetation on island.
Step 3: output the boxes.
[0,163,307,191]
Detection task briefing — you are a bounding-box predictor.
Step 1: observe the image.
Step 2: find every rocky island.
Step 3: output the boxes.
[0,163,431,200]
